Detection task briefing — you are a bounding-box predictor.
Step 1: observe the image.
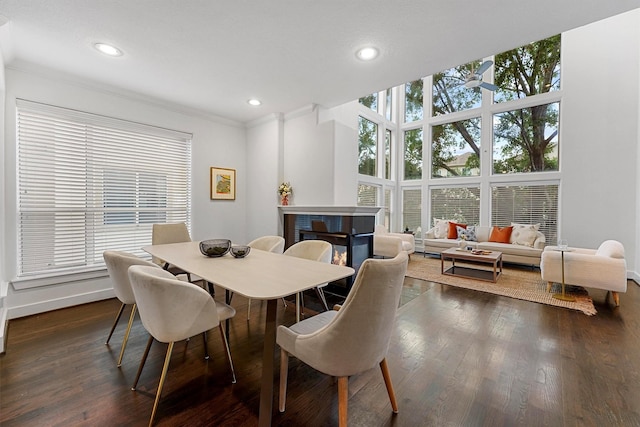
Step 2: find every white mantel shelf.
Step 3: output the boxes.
[278,205,381,216]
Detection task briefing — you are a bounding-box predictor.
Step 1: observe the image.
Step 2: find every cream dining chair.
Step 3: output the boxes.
[152,222,210,291]
[246,235,286,319]
[277,252,408,427]
[128,265,236,427]
[283,240,332,322]
[103,250,159,367]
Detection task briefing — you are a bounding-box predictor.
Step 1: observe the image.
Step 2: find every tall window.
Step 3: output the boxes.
[393,34,562,242]
[493,102,559,173]
[430,187,480,225]
[491,184,559,244]
[432,118,481,178]
[404,80,423,122]
[358,116,377,176]
[17,100,192,277]
[403,128,422,180]
[402,189,422,235]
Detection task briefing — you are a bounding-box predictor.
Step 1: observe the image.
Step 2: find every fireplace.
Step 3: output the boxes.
[281,206,379,296]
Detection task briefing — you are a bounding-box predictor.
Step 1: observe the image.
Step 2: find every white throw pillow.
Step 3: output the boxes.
[509,223,540,247]
[433,219,449,239]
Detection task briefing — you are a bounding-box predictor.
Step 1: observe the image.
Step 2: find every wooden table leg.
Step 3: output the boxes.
[258,298,278,427]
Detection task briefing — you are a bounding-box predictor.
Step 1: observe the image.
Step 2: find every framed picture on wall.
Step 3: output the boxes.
[210,167,236,200]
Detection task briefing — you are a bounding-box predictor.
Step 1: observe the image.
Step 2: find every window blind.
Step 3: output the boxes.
[402,189,422,233]
[491,184,558,243]
[430,186,480,227]
[17,99,192,277]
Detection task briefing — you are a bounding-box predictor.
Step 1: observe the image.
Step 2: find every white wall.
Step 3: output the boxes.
[2,67,247,319]
[561,10,640,271]
[245,114,283,240]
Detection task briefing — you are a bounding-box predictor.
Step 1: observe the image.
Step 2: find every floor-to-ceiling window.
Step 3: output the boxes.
[357,88,397,230]
[359,34,562,245]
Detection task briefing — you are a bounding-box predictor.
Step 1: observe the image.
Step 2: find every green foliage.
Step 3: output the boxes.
[405,80,424,122]
[358,116,377,176]
[403,128,422,179]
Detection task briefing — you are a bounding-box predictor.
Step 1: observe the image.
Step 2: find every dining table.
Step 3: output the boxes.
[142,240,355,427]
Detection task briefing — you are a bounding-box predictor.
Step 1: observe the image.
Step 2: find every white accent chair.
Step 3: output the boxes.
[277,252,409,426]
[246,235,286,319]
[103,250,159,367]
[541,240,627,306]
[128,265,236,427]
[283,240,332,322]
[373,225,415,258]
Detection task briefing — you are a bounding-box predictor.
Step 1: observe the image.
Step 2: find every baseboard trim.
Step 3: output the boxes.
[7,288,115,321]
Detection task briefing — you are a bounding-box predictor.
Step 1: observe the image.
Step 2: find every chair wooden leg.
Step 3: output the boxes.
[132,335,154,390]
[547,281,553,292]
[105,303,126,344]
[612,291,620,306]
[380,358,398,413]
[338,376,348,427]
[279,348,289,412]
[218,326,236,383]
[148,342,174,427]
[117,304,137,367]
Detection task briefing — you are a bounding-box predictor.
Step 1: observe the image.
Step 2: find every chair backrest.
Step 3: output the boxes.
[128,265,219,343]
[151,222,192,265]
[283,240,332,263]
[103,250,158,305]
[288,252,408,377]
[248,235,285,254]
[375,224,388,234]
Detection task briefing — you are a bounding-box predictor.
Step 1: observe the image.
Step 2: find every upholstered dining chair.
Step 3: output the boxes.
[128,265,236,427]
[246,235,286,319]
[152,222,209,291]
[277,252,408,426]
[283,240,332,322]
[103,250,159,367]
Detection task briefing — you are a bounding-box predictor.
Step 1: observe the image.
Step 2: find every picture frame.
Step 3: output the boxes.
[210,167,236,200]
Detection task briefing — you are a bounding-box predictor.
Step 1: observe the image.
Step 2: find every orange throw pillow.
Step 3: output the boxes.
[447,222,467,239]
[489,226,513,243]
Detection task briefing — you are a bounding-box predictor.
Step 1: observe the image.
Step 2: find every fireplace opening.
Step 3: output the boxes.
[287,216,374,296]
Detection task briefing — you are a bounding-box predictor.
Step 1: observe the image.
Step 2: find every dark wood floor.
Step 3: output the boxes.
[1,266,639,426]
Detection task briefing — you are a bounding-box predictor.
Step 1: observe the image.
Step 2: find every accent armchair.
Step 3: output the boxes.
[373,225,415,258]
[541,240,627,306]
[277,252,409,426]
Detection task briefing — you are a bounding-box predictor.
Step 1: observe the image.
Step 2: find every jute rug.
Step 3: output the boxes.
[406,256,597,315]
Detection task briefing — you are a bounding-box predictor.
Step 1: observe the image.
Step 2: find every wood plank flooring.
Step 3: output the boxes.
[1,270,639,426]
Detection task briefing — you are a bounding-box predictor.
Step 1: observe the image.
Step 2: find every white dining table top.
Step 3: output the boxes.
[142,241,355,300]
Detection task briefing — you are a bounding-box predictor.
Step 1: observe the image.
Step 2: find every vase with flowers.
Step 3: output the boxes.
[278,181,292,205]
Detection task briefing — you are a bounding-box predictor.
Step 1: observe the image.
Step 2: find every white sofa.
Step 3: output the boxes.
[373,225,415,258]
[423,222,545,267]
[540,240,627,306]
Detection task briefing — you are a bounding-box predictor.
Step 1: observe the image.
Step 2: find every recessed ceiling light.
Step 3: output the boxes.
[94,43,123,57]
[247,99,262,106]
[356,47,379,61]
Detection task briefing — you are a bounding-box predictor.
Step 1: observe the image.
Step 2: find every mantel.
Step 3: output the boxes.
[278,205,381,216]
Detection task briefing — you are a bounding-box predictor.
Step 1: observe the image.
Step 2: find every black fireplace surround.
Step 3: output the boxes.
[283,213,375,296]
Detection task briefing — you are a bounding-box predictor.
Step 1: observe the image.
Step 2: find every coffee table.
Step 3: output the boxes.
[441,247,503,283]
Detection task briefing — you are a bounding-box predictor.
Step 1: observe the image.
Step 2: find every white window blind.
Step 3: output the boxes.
[17,100,192,277]
[402,189,422,233]
[430,186,480,226]
[491,184,558,243]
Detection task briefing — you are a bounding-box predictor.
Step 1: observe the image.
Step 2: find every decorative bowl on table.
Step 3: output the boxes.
[199,239,231,257]
[230,245,251,258]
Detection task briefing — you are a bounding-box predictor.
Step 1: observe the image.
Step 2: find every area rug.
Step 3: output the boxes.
[406,256,597,316]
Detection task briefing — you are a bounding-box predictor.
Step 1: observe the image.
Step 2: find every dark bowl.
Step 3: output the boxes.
[230,245,251,258]
[199,239,231,257]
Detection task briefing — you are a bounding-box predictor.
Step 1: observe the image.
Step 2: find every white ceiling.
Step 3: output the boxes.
[0,1,638,124]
